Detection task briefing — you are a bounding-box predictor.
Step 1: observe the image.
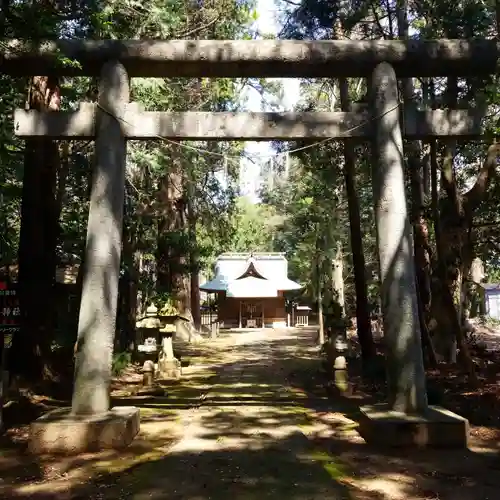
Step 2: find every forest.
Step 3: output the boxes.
[1,0,500,497]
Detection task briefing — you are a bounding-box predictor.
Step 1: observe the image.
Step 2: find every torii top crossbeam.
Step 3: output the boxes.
[1,39,498,78]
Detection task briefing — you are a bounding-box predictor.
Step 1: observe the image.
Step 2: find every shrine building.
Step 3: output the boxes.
[200,252,302,329]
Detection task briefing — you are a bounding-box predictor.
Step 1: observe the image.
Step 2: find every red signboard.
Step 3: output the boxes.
[0,282,20,333]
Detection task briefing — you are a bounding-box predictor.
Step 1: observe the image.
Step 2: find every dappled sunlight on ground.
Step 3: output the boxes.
[1,327,500,499]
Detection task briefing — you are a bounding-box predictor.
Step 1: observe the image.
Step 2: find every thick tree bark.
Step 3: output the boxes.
[341,122,375,361]
[190,271,201,330]
[156,160,191,317]
[189,234,201,331]
[316,244,325,345]
[334,19,375,364]
[10,76,61,384]
[431,75,495,387]
[317,285,325,345]
[396,3,436,368]
[187,178,200,330]
[428,88,480,386]
[331,242,344,316]
[118,204,137,352]
[175,204,191,318]
[157,165,182,292]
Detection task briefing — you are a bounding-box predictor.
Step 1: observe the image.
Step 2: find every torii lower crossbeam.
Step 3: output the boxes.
[14,105,483,140]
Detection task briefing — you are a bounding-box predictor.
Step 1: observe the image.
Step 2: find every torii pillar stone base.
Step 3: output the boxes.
[29,407,140,455]
[359,62,468,449]
[358,405,469,448]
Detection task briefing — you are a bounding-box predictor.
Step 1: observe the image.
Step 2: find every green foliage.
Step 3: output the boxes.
[0,0,261,346]
[226,197,280,253]
[156,295,180,316]
[0,75,25,267]
[273,0,500,314]
[112,351,132,376]
[4,0,500,377]
[110,0,258,302]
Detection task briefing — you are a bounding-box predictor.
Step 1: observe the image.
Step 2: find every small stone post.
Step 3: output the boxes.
[72,61,129,417]
[142,360,155,386]
[370,62,427,414]
[333,334,349,394]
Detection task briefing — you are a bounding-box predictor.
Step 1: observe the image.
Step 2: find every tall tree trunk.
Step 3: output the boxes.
[190,271,201,330]
[10,76,61,384]
[119,198,137,352]
[429,80,481,386]
[341,115,375,361]
[433,75,488,380]
[435,76,461,363]
[339,55,376,365]
[186,172,200,330]
[335,19,375,363]
[157,173,172,292]
[332,242,344,317]
[316,239,325,345]
[156,159,191,317]
[396,1,437,368]
[317,282,325,345]
[175,201,191,318]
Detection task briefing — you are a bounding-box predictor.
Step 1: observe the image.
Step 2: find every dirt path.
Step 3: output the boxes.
[3,328,500,500]
[3,328,352,499]
[148,328,351,500]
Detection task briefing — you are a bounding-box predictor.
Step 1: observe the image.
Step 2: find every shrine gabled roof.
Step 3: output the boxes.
[234,258,268,281]
[200,252,302,296]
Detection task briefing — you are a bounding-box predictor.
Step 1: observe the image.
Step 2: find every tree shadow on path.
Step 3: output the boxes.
[5,327,500,500]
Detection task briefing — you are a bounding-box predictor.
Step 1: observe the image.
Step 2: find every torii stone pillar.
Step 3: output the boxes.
[371,62,428,414]
[30,61,140,454]
[71,60,129,416]
[358,62,468,448]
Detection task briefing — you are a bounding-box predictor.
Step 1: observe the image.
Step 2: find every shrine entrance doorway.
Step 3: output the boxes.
[239,300,264,329]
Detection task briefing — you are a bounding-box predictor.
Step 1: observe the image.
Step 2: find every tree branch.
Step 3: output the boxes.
[370,1,389,39]
[176,15,219,39]
[487,239,500,255]
[464,142,500,213]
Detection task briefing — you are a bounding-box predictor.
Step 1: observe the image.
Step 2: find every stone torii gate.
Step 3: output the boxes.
[4,39,485,453]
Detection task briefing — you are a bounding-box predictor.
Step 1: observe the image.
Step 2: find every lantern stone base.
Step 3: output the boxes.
[358,403,469,448]
[158,358,181,379]
[29,406,140,455]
